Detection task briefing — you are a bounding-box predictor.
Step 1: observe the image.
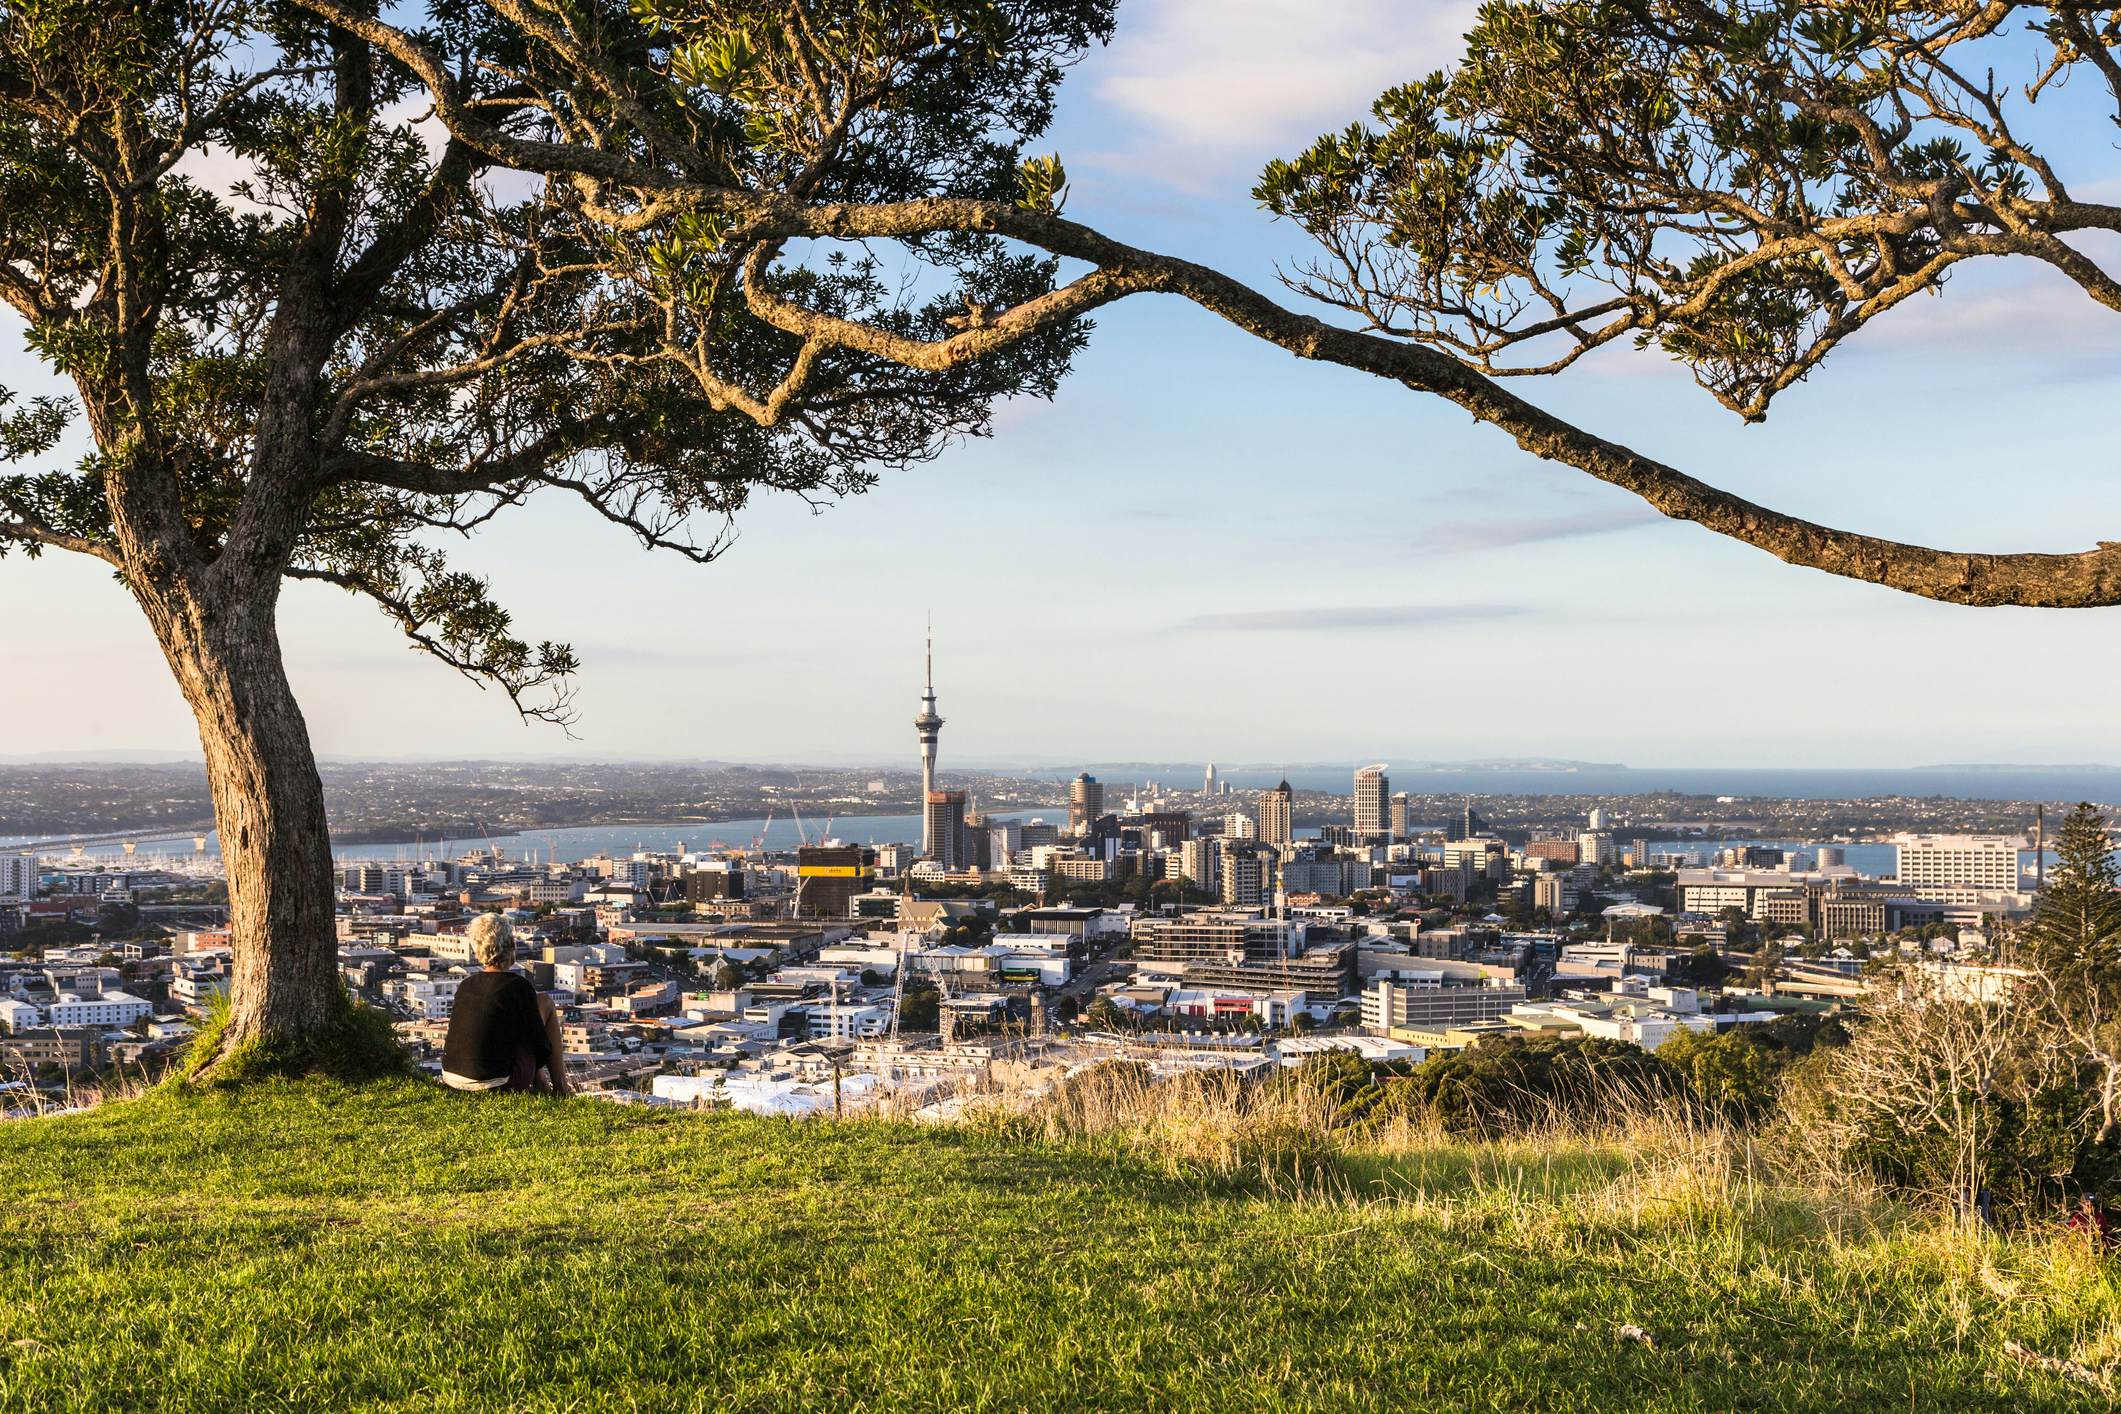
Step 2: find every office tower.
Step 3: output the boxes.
[1389,792,1411,842]
[926,791,968,870]
[796,845,873,919]
[1203,763,1218,795]
[1258,779,1293,848]
[1890,834,2028,895]
[987,819,1024,869]
[1140,811,1192,847]
[1354,764,1390,841]
[914,627,946,859]
[1448,798,1491,842]
[1068,772,1105,835]
[1179,836,1221,892]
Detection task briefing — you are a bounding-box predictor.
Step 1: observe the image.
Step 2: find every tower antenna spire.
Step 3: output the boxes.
[914,617,946,862]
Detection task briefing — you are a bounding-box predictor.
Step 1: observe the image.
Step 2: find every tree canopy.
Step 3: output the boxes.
[313,0,2121,608]
[11,0,2121,1062]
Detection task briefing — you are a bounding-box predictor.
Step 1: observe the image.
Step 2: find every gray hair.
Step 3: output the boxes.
[468,913,516,968]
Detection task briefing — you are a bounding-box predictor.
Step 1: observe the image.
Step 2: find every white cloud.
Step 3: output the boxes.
[1088,0,1477,180]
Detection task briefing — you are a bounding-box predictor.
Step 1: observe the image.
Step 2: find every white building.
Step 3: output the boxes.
[805,1002,891,1040]
[0,854,34,903]
[45,990,153,1029]
[1891,834,2026,896]
[0,997,43,1032]
[384,976,460,1020]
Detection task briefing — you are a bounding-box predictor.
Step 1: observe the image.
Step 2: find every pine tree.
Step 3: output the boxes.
[2022,804,2121,1139]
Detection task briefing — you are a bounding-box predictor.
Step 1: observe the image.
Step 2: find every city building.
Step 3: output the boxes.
[1362,977,1528,1034]
[796,845,874,919]
[924,791,968,872]
[1891,834,2026,896]
[1068,773,1105,835]
[1524,838,1581,866]
[1390,792,1411,841]
[44,990,153,1029]
[0,854,35,903]
[1258,780,1293,848]
[1219,840,1269,909]
[1532,874,1578,916]
[1354,764,1390,841]
[1179,837,1222,893]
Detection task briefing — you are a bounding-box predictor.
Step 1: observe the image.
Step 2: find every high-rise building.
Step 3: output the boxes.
[914,626,947,860]
[1577,830,1616,866]
[1891,834,2027,895]
[1140,811,1192,846]
[0,854,33,903]
[796,845,873,919]
[1354,764,1390,841]
[1390,792,1411,842]
[1068,773,1104,835]
[1224,811,1258,841]
[1179,836,1221,893]
[1259,780,1293,848]
[1219,838,1268,908]
[925,791,968,870]
[1587,806,1608,830]
[1447,798,1491,842]
[1203,763,1218,795]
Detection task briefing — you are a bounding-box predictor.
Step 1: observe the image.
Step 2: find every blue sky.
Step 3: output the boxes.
[6,0,2121,768]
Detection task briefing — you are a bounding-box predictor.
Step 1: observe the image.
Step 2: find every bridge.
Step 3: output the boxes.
[9,823,219,857]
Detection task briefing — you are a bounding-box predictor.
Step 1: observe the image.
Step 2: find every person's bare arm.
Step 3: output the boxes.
[537,994,572,1098]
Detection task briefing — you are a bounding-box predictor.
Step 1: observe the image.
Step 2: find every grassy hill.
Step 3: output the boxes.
[0,1079,2115,1411]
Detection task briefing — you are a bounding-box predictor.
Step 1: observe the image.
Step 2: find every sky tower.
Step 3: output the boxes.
[915,623,946,858]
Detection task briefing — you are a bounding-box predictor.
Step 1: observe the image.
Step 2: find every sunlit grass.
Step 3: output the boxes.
[0,1078,2113,1410]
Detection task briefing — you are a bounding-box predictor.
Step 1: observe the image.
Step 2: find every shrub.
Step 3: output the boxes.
[1367,1035,1681,1139]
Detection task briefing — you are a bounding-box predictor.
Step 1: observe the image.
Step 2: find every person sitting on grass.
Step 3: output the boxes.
[2066,1193,2114,1252]
[440,914,570,1096]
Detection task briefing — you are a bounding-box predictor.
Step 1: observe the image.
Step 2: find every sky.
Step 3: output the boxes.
[6,0,2121,769]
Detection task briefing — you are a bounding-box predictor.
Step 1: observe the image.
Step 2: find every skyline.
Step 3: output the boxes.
[6,0,2121,766]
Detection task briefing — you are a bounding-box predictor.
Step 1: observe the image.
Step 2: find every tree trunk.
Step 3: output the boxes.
[146,577,341,1068]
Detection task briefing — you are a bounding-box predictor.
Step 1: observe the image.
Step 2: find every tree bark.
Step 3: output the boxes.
[142,575,340,1066]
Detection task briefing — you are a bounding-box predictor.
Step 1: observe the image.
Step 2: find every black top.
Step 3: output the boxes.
[441,970,552,1081]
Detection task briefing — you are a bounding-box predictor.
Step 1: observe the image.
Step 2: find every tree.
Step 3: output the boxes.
[1082,996,1125,1033]
[326,0,2121,611]
[1784,965,2110,1214]
[2021,804,2121,1139]
[22,0,2121,1071]
[1254,0,2121,605]
[896,982,941,1034]
[0,0,1100,1069]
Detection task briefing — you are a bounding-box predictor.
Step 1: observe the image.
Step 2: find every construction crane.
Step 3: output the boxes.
[744,807,775,858]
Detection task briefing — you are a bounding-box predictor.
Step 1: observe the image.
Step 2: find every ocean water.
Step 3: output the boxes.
[329,810,1057,864]
[1086,764,2121,803]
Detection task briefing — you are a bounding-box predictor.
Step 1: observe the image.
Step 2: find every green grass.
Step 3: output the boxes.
[0,1079,2115,1411]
